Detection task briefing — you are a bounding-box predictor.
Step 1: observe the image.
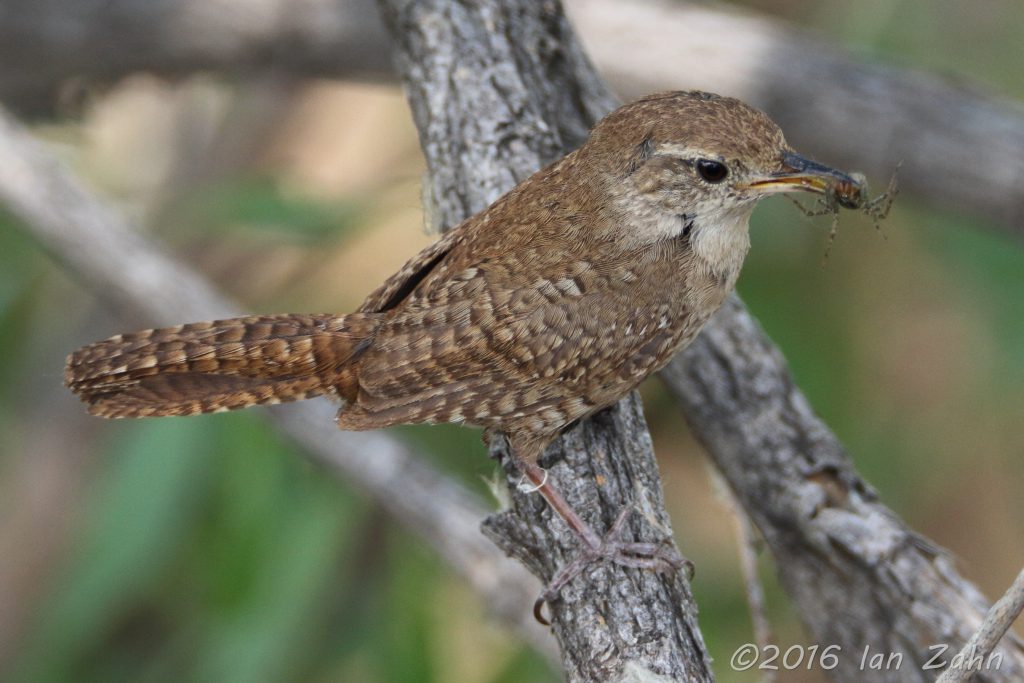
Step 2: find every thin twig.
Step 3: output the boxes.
[719,474,775,653]
[936,566,1024,683]
[714,470,776,683]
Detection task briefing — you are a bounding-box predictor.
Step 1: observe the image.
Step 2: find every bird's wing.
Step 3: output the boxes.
[357,225,467,314]
[342,252,686,430]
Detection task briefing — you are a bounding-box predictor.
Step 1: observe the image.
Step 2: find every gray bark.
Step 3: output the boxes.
[936,567,1024,683]
[662,297,1024,682]
[377,1,712,681]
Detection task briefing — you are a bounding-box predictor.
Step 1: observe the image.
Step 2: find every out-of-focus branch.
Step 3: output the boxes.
[0,0,391,115]
[0,105,557,663]
[3,0,1024,237]
[567,0,1024,238]
[377,1,711,680]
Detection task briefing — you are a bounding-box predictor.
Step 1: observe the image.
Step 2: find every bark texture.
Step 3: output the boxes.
[377,1,712,681]
[662,297,1024,682]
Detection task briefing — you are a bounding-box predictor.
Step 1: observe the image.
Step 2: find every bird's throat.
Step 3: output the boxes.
[689,212,752,289]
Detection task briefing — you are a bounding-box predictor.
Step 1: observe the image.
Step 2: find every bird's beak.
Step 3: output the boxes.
[742,151,860,197]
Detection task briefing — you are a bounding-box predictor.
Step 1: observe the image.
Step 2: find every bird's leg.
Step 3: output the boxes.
[521,461,602,548]
[520,461,691,625]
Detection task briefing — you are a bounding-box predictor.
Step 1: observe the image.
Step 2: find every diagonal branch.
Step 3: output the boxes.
[662,297,1024,682]
[936,566,1024,683]
[0,106,558,663]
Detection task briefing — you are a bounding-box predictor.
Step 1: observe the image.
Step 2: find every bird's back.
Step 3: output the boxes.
[337,154,707,439]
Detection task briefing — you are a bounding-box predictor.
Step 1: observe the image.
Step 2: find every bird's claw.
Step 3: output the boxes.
[533,506,693,625]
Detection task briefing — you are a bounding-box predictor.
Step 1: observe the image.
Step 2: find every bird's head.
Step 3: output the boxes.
[581,91,860,274]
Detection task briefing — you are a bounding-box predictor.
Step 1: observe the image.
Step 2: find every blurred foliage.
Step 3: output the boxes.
[173,176,367,244]
[0,214,45,393]
[1,3,1023,683]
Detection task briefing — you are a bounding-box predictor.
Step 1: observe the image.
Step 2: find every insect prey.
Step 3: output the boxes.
[787,166,900,262]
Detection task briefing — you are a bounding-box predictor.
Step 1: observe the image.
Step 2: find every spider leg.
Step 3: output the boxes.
[863,168,899,238]
[821,212,841,265]
[785,194,837,218]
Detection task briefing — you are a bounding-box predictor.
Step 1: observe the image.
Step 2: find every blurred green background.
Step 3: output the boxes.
[1,1,1022,682]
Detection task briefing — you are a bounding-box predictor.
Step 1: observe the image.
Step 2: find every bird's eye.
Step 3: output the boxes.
[696,159,729,183]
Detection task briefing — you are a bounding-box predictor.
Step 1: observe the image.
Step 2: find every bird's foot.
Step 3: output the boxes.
[533,505,693,625]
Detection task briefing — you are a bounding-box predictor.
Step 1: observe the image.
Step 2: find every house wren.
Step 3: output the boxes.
[66,91,866,611]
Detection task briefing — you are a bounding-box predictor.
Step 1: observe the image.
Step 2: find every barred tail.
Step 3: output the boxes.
[65,313,378,418]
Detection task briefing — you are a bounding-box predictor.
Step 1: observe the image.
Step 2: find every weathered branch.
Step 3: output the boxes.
[3,0,1024,238]
[0,105,558,664]
[376,1,711,681]
[0,0,391,115]
[661,297,1024,682]
[372,0,1024,678]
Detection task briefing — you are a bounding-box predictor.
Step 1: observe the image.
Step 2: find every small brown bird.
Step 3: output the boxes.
[66,91,865,606]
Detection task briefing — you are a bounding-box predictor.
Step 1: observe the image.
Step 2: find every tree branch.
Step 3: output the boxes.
[376,1,711,680]
[375,0,1024,679]
[661,297,1024,682]
[3,0,1024,238]
[0,0,392,115]
[0,105,558,664]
